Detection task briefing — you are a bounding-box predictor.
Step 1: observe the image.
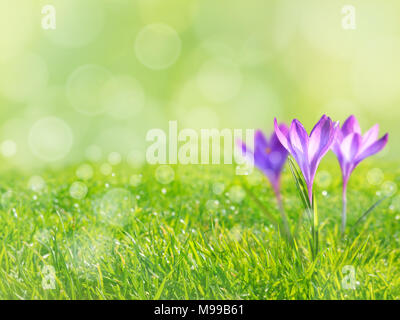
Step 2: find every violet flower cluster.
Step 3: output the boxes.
[332,115,388,233]
[239,114,388,236]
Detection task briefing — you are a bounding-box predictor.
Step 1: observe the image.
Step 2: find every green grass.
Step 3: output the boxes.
[0,159,399,299]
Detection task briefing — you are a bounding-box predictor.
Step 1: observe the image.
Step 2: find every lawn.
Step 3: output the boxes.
[0,159,399,299]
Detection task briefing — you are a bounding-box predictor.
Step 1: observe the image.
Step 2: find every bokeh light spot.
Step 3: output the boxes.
[212,182,225,195]
[28,117,73,162]
[367,168,384,186]
[100,163,112,176]
[101,75,145,119]
[99,188,135,226]
[135,23,181,70]
[108,152,122,166]
[76,164,94,181]
[196,58,242,103]
[391,195,400,211]
[28,176,46,192]
[1,140,17,157]
[381,181,397,197]
[69,181,88,200]
[130,174,142,187]
[155,165,175,184]
[67,65,112,116]
[315,170,332,188]
[206,199,220,211]
[228,186,246,203]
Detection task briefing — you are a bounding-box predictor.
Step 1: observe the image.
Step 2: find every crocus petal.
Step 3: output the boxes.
[236,138,252,158]
[360,124,379,152]
[337,133,362,180]
[270,123,289,151]
[253,130,273,178]
[309,116,337,171]
[308,115,332,162]
[254,130,269,156]
[288,119,311,184]
[355,133,388,165]
[289,119,309,155]
[341,115,361,137]
[237,128,288,195]
[332,129,344,154]
[269,126,289,172]
[339,132,362,163]
[274,118,289,150]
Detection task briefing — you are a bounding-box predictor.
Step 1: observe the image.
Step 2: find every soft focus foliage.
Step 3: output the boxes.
[0,0,399,171]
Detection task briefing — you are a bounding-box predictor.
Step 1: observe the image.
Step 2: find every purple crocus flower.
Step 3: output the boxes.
[238,126,288,199]
[332,115,388,233]
[238,125,291,240]
[274,115,339,204]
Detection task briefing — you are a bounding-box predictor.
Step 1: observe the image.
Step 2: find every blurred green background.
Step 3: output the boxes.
[0,0,399,171]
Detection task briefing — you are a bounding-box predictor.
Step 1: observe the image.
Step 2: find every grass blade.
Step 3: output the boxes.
[241,183,279,227]
[351,196,389,229]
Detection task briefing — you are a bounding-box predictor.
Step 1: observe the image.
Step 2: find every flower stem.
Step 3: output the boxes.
[272,183,293,245]
[276,193,293,244]
[341,183,347,235]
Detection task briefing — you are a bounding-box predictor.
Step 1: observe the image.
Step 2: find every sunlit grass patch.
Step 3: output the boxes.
[0,161,399,299]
